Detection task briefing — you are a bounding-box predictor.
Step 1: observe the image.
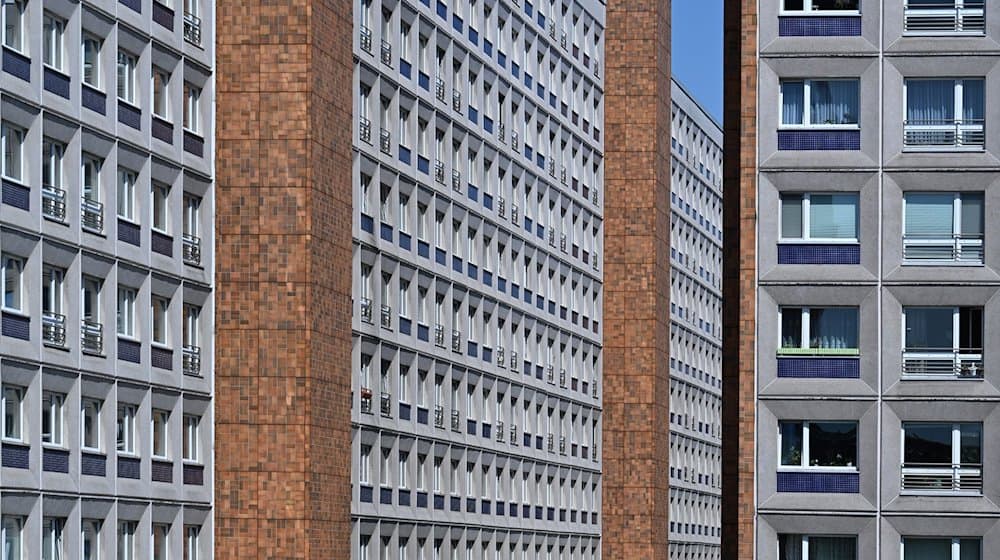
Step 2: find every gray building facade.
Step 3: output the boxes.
[0,0,215,555]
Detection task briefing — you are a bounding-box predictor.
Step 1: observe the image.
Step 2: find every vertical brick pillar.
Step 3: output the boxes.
[722,0,757,559]
[214,0,353,557]
[602,1,672,558]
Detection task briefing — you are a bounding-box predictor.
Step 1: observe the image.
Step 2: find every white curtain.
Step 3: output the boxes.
[782,82,804,125]
[907,80,954,124]
[810,537,857,560]
[779,535,804,560]
[810,81,858,125]
[962,79,985,122]
[810,308,858,349]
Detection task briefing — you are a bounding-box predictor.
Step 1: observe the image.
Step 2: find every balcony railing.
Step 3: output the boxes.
[498,197,506,218]
[904,119,985,149]
[496,421,505,442]
[452,170,462,193]
[380,392,392,417]
[510,424,518,445]
[560,31,567,49]
[546,365,554,383]
[496,346,505,367]
[451,329,462,352]
[560,234,567,252]
[451,409,461,432]
[379,128,391,154]
[81,320,103,354]
[434,159,445,184]
[510,351,520,373]
[42,312,66,347]
[81,198,104,233]
[380,304,392,329]
[359,116,372,144]
[511,204,519,225]
[904,2,985,34]
[182,234,201,265]
[560,166,567,185]
[183,11,202,45]
[434,405,445,427]
[452,89,462,113]
[42,186,66,222]
[511,131,520,152]
[434,323,445,347]
[435,77,446,102]
[380,39,392,66]
[548,22,556,38]
[592,379,599,398]
[901,462,982,493]
[559,369,566,388]
[547,434,555,453]
[359,25,373,54]
[498,123,506,143]
[903,234,983,263]
[183,345,201,375]
[547,158,556,177]
[559,436,566,455]
[592,252,600,272]
[357,297,372,324]
[902,348,983,379]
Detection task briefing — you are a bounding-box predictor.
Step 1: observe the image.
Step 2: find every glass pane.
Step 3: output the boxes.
[781,309,802,349]
[810,308,858,349]
[809,81,858,125]
[960,539,982,560]
[780,422,803,466]
[905,194,954,238]
[809,194,858,239]
[814,0,859,8]
[809,537,856,560]
[962,80,985,122]
[781,194,803,239]
[781,82,805,125]
[783,0,804,10]
[960,193,984,237]
[808,422,856,467]
[903,423,952,464]
[903,538,951,560]
[960,424,982,464]
[778,535,803,560]
[905,307,954,350]
[959,307,983,350]
[906,80,955,125]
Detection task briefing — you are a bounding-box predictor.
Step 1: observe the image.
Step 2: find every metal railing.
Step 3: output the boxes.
[359,298,373,324]
[904,119,985,149]
[380,39,392,66]
[380,304,392,329]
[434,323,446,347]
[904,2,985,34]
[548,22,556,38]
[360,387,373,414]
[359,26,373,54]
[380,392,392,417]
[901,462,982,492]
[559,436,566,455]
[498,123,506,143]
[451,409,461,432]
[81,198,104,233]
[452,89,462,113]
[434,405,445,427]
[183,345,201,375]
[511,204,519,225]
[902,348,983,378]
[510,351,520,373]
[497,346,505,367]
[547,434,555,453]
[451,329,462,352]
[560,234,567,252]
[548,158,556,177]
[559,369,566,388]
[592,252,599,272]
[903,234,983,263]
[498,197,506,218]
[546,365,555,383]
[591,188,599,205]
[359,116,372,144]
[379,128,391,154]
[81,320,103,354]
[435,77,446,102]
[593,61,600,78]
[548,229,556,247]
[592,446,597,460]
[183,11,202,45]
[496,421,505,442]
[434,159,445,184]
[42,186,66,222]
[452,170,462,193]
[511,131,519,152]
[561,31,567,49]
[592,379,599,398]
[182,234,201,265]
[561,166,567,185]
[510,424,518,445]
[42,312,66,347]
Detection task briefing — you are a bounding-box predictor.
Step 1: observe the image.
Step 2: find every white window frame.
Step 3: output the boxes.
[82,35,102,89]
[41,517,64,560]
[81,398,102,451]
[183,414,200,463]
[116,50,138,104]
[778,79,861,130]
[116,403,137,455]
[42,391,65,447]
[901,192,984,263]
[778,420,859,472]
[184,526,199,560]
[151,523,168,560]
[903,78,984,128]
[42,138,65,190]
[117,521,136,560]
[151,409,169,458]
[2,255,24,313]
[117,286,137,338]
[1,516,22,560]
[779,192,860,244]
[1,122,24,182]
[779,0,860,15]
[778,306,860,355]
[42,14,65,71]
[2,385,23,442]
[183,82,202,134]
[1,0,26,52]
[151,182,170,234]
[399,451,409,489]
[42,266,64,318]
[81,519,101,560]
[117,168,137,221]
[901,537,981,560]
[152,68,170,120]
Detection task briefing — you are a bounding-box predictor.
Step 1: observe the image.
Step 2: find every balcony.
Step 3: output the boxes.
[902,348,983,379]
[903,234,983,263]
[451,329,461,353]
[42,186,66,222]
[380,392,392,417]
[81,199,104,233]
[434,323,445,347]
[182,234,202,265]
[434,405,444,428]
[360,297,373,324]
[360,387,373,414]
[359,116,372,144]
[452,170,462,193]
[904,2,985,35]
[42,312,66,347]
[183,11,202,45]
[904,119,985,150]
[380,39,392,66]
[379,128,391,155]
[434,159,445,184]
[435,77,446,103]
[452,89,462,113]
[183,345,201,375]
[901,463,982,493]
[496,346,505,367]
[81,320,103,354]
[451,409,461,432]
[380,304,392,329]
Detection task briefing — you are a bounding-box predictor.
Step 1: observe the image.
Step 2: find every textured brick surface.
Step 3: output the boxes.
[722,1,757,559]
[214,0,354,557]
[603,1,672,559]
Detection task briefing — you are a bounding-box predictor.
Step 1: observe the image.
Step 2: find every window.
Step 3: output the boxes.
[902,538,980,560]
[117,404,137,454]
[42,391,65,446]
[43,14,65,71]
[82,276,102,325]
[1,0,25,51]
[42,517,64,560]
[2,516,22,560]
[183,414,200,462]
[117,521,136,560]
[2,255,23,311]
[82,399,101,450]
[903,192,983,262]
[43,266,64,319]
[183,304,200,349]
[780,80,859,127]
[81,520,101,560]
[152,409,169,458]
[117,287,136,337]
[2,386,23,441]
[902,422,982,493]
[82,36,101,88]
[82,156,102,209]
[152,183,170,232]
[904,79,984,148]
[903,306,982,378]
[117,51,137,104]
[152,69,170,119]
[152,524,168,560]
[780,0,859,12]
[360,445,371,484]
[42,139,65,189]
[184,194,201,238]
[117,168,136,220]
[380,448,391,486]
[1,122,23,181]
[399,451,409,488]
[184,525,199,560]
[183,83,201,133]
[779,421,857,469]
[780,307,859,353]
[778,535,857,560]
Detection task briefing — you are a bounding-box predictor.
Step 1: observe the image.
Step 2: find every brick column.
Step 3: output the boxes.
[602,1,672,558]
[722,0,757,559]
[214,0,354,557]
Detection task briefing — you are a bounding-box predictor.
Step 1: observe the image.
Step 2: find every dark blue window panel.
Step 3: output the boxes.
[524,288,533,305]
[381,487,393,504]
[481,499,491,514]
[435,248,446,265]
[417,406,428,425]
[468,184,478,202]
[498,277,507,293]
[42,449,70,473]
[469,27,479,45]
[435,494,445,509]
[571,510,577,523]
[467,263,478,280]
[535,435,543,450]
[534,364,543,380]
[549,93,557,109]
[466,497,476,512]
[399,145,412,165]
[536,223,544,238]
[417,491,428,508]
[183,464,204,485]
[2,179,29,210]
[82,85,107,115]
[2,444,29,469]
[777,356,860,379]
[417,155,429,174]
[547,507,555,521]
[484,39,493,57]
[480,423,491,439]
[468,106,478,124]
[778,243,860,265]
[436,1,446,18]
[511,283,520,299]
[482,346,493,363]
[560,509,566,522]
[400,59,412,79]
[497,501,505,516]
[523,504,531,518]
[525,73,533,89]
[151,116,172,144]
[117,100,141,130]
[418,72,430,90]
[380,222,393,242]
[419,0,428,6]
[468,340,478,357]
[778,129,860,151]
[498,52,506,68]
[120,0,141,13]
[523,433,532,447]
[536,153,545,168]
[152,0,174,28]
[560,306,567,320]
[152,231,173,257]
[483,116,494,133]
[777,471,859,493]
[360,485,373,503]
[512,62,520,78]
[483,193,493,210]
[592,512,598,524]
[118,219,140,246]
[183,131,204,157]
[450,496,461,511]
[417,322,430,341]
[400,317,412,336]
[118,456,141,479]
[538,12,546,27]
[525,216,533,232]
[537,84,544,99]
[524,1,533,17]
[118,339,141,364]
[82,452,106,477]
[399,402,411,421]
[2,313,29,341]
[399,232,412,251]
[361,213,374,234]
[398,489,411,506]
[43,67,70,98]
[151,347,172,370]
[2,48,30,82]
[779,16,861,37]
[453,15,463,32]
[467,419,477,435]
[152,460,173,482]
[535,506,543,520]
[418,240,430,259]
[548,301,555,315]
[483,270,493,287]
[536,295,544,310]
[452,256,463,273]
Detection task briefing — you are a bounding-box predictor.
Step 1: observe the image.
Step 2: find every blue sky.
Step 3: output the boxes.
[672,0,724,122]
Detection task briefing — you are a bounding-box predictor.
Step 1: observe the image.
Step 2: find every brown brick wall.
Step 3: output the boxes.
[602,1,672,558]
[214,0,354,557]
[721,0,757,559]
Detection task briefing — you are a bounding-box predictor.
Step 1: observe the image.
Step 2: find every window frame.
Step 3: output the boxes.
[41,517,64,560]
[778,534,858,560]
[117,286,137,338]
[116,168,137,221]
[152,68,170,120]
[151,523,169,560]
[1,0,26,52]
[81,398,102,451]
[41,391,66,447]
[779,78,861,129]
[779,0,860,15]
[902,191,984,263]
[778,420,859,472]
[42,138,65,190]
[151,296,169,345]
[778,306,861,356]
[81,519,101,560]
[42,13,65,72]
[151,409,169,458]
[1,516,22,560]
[2,254,24,313]
[2,385,23,442]
[117,521,136,560]
[183,82,201,134]
[82,35,102,89]
[116,50,138,105]
[901,537,981,560]
[116,403,137,455]
[182,414,200,463]
[1,122,24,182]
[151,182,170,234]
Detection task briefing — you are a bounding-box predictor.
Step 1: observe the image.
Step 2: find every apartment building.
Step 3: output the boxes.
[725,1,998,559]
[0,0,214,556]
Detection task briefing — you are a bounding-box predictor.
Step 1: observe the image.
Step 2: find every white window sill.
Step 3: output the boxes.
[1,438,26,446]
[0,308,27,318]
[778,239,859,245]
[779,125,860,131]
[777,466,858,473]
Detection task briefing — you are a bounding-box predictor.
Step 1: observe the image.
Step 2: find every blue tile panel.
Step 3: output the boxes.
[2,313,29,341]
[2,48,30,82]
[152,1,174,29]
[43,68,71,98]
[118,339,141,363]
[779,16,861,37]
[2,179,29,210]
[361,214,374,234]
[183,464,204,485]
[117,100,142,129]
[777,471,859,493]
[152,231,173,257]
[151,346,173,370]
[778,243,860,265]
[183,130,204,157]
[360,485,374,503]
[416,491,428,508]
[82,85,107,115]
[81,452,107,477]
[778,129,860,151]
[118,219,141,246]
[152,459,173,482]
[152,117,173,143]
[1,444,29,469]
[777,356,860,379]
[42,448,70,473]
[117,456,141,479]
